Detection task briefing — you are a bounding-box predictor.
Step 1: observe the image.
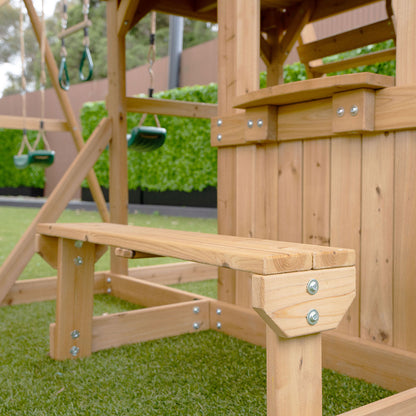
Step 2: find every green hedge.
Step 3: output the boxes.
[0,129,45,189]
[80,84,218,192]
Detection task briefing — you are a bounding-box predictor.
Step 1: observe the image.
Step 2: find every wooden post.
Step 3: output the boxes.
[393,0,416,352]
[52,239,95,360]
[107,0,129,275]
[24,0,109,223]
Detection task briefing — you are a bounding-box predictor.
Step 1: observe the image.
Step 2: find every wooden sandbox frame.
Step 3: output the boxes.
[2,0,416,415]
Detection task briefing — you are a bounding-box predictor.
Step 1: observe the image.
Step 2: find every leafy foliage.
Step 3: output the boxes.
[80,84,218,192]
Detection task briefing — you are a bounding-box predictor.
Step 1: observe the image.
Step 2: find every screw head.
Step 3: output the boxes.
[70,346,80,357]
[216,322,222,330]
[106,277,112,283]
[74,240,83,248]
[257,119,263,127]
[71,330,80,339]
[193,322,200,330]
[350,104,359,116]
[306,309,320,326]
[193,306,200,314]
[247,120,254,128]
[216,308,222,315]
[217,119,222,127]
[306,279,319,295]
[217,134,222,141]
[73,256,83,266]
[336,107,345,117]
[107,288,112,294]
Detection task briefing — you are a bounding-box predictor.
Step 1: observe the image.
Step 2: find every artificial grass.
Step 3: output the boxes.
[0,206,394,414]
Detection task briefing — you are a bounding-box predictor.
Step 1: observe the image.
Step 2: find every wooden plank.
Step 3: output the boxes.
[311,48,396,76]
[297,19,395,63]
[361,133,394,345]
[330,136,361,336]
[0,115,69,132]
[90,300,210,352]
[303,139,330,246]
[58,19,92,39]
[125,97,217,119]
[323,331,416,392]
[0,118,112,304]
[114,248,161,259]
[24,0,109,223]
[310,0,379,23]
[392,0,416,354]
[107,0,128,276]
[277,141,302,243]
[36,222,355,273]
[52,239,95,360]
[117,0,143,37]
[266,329,322,416]
[233,73,394,109]
[107,273,199,307]
[1,273,107,306]
[127,262,217,284]
[339,388,416,416]
[253,267,356,338]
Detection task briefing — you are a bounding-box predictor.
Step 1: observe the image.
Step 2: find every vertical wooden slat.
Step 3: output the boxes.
[361,133,394,345]
[52,239,95,360]
[107,0,128,276]
[393,0,416,352]
[303,139,330,246]
[330,136,361,336]
[278,141,303,243]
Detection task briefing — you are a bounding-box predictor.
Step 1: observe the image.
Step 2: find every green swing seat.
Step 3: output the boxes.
[13,150,55,170]
[128,126,166,152]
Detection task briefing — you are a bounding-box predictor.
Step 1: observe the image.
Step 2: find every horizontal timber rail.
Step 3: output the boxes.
[0,115,70,132]
[124,96,217,119]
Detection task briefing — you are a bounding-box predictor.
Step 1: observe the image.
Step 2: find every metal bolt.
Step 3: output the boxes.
[216,322,222,330]
[306,309,320,326]
[350,104,359,116]
[216,308,222,315]
[217,134,222,141]
[107,288,112,294]
[193,322,200,330]
[73,256,83,266]
[106,277,112,283]
[70,346,80,357]
[306,279,319,295]
[257,119,263,127]
[336,107,345,117]
[74,240,83,248]
[247,120,254,128]
[193,306,200,314]
[124,20,128,26]
[71,330,80,339]
[217,119,222,127]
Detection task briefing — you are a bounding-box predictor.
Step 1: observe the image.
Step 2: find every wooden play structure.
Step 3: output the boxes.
[2,0,416,414]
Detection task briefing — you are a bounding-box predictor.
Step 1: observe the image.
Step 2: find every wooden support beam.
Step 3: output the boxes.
[125,96,217,118]
[0,118,112,304]
[58,19,92,39]
[117,0,146,37]
[23,0,109,223]
[0,115,69,132]
[260,35,272,67]
[1,273,107,306]
[114,248,161,259]
[339,387,416,415]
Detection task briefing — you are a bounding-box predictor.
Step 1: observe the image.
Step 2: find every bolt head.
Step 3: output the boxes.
[217,134,222,141]
[216,322,222,330]
[257,119,263,127]
[74,240,83,248]
[336,107,345,117]
[193,306,200,314]
[216,308,222,315]
[306,309,320,326]
[306,279,319,295]
[217,119,222,127]
[193,322,200,330]
[107,288,112,294]
[350,104,359,116]
[247,120,254,128]
[73,256,83,266]
[106,277,112,283]
[70,346,80,357]
[71,330,80,339]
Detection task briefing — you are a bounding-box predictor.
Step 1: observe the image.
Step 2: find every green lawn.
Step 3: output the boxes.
[0,206,393,415]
